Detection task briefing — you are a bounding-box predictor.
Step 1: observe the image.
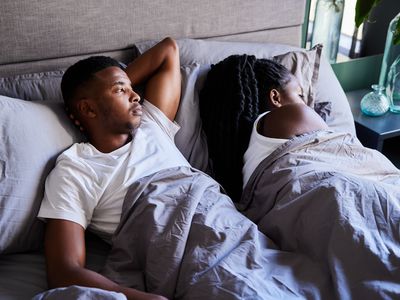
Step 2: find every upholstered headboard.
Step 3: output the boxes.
[0,0,306,76]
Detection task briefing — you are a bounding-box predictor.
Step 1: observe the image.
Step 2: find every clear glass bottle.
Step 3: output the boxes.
[387,55,400,113]
[311,0,345,64]
[379,12,400,113]
[379,12,400,88]
[360,84,389,117]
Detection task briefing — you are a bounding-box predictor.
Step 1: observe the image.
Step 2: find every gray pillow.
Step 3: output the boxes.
[0,70,64,102]
[174,64,210,172]
[0,96,83,253]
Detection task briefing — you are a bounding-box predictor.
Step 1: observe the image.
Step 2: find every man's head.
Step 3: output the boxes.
[61,56,142,139]
[254,59,305,109]
[61,56,122,112]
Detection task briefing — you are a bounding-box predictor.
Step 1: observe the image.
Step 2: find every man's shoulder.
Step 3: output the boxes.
[49,142,96,181]
[54,142,95,171]
[58,142,90,160]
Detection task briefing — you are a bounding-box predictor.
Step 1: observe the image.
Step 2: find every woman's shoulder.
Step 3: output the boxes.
[260,103,328,139]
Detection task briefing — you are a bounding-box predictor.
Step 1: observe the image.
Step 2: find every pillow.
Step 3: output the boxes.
[174,64,210,172]
[0,96,83,253]
[0,70,64,102]
[273,44,322,107]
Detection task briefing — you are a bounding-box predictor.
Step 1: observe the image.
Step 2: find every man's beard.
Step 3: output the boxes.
[127,119,141,138]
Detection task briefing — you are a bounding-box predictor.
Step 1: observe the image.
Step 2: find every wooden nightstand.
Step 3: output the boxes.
[346,89,400,168]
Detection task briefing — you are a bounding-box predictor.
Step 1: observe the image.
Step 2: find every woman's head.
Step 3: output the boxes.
[199,54,304,201]
[254,59,305,109]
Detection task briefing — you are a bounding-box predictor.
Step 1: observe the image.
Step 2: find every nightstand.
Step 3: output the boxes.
[346,89,400,168]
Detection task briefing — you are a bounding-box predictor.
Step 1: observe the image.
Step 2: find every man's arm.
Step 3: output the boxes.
[44,219,167,300]
[125,37,181,121]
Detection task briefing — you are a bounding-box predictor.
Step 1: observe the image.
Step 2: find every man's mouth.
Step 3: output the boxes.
[130,104,142,116]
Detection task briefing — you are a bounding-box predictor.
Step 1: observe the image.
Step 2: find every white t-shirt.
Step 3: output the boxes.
[38,100,190,239]
[242,111,288,188]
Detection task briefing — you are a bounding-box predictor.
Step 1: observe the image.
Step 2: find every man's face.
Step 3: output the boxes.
[89,66,142,134]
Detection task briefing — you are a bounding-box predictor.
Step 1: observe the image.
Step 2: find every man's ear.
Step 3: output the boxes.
[76,99,97,118]
[268,89,282,108]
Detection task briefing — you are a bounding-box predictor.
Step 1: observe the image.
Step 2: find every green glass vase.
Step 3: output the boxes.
[360,84,389,117]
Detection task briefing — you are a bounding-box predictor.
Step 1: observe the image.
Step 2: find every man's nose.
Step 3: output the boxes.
[129,90,140,103]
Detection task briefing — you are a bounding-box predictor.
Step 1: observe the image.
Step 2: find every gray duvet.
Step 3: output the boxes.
[100,167,333,300]
[33,166,330,300]
[238,130,400,300]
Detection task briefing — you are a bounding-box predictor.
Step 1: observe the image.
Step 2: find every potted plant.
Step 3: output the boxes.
[355,0,399,44]
[356,0,400,113]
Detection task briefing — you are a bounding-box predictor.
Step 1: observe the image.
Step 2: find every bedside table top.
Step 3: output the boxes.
[346,89,400,139]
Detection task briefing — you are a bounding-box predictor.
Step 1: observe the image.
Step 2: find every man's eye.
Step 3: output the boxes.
[299,94,304,99]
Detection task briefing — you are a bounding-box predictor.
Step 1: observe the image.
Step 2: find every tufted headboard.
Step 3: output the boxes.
[0,0,306,76]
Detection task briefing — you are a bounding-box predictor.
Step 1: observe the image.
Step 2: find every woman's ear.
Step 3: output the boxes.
[268,89,282,108]
[77,99,97,118]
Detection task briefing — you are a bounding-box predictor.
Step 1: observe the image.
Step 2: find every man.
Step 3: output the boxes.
[38,37,184,300]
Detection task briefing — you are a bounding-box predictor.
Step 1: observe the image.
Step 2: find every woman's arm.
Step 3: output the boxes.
[125,37,181,121]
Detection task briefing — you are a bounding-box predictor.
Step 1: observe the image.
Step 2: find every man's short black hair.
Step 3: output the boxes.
[61,56,122,109]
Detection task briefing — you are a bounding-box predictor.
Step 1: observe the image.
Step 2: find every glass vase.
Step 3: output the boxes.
[360,84,389,117]
[379,12,400,88]
[387,55,400,113]
[311,0,345,64]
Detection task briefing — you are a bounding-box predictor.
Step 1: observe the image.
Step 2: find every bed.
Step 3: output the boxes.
[2,1,399,299]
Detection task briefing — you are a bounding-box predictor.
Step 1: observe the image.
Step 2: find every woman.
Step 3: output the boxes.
[200,55,327,199]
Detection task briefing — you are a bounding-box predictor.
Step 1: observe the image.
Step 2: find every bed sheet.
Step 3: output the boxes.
[0,233,110,299]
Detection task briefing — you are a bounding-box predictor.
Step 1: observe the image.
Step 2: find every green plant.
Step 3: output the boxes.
[355,0,400,44]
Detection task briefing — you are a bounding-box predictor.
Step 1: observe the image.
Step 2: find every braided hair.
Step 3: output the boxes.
[199,55,293,201]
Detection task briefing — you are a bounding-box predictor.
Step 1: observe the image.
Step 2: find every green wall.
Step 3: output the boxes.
[331,54,383,92]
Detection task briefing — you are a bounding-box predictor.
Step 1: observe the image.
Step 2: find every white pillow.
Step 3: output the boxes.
[0,96,83,253]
